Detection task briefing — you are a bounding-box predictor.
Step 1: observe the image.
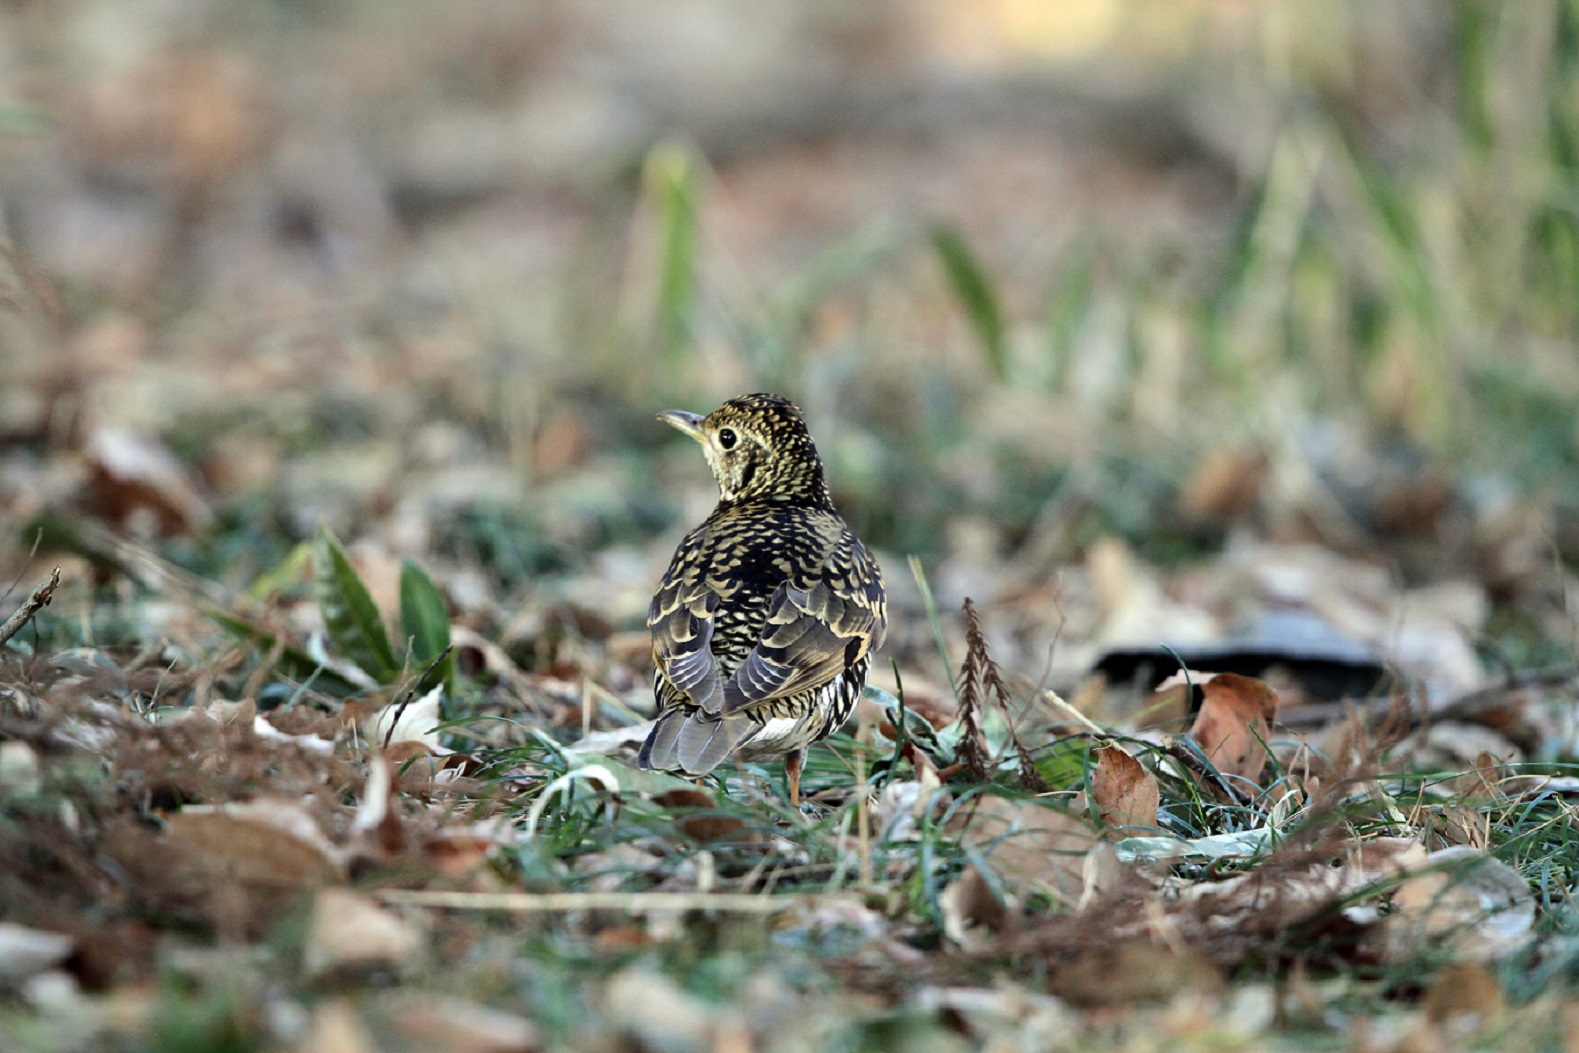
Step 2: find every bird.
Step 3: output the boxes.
[638,393,887,806]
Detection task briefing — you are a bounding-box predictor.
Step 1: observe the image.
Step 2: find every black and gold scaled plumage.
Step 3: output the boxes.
[638,393,887,805]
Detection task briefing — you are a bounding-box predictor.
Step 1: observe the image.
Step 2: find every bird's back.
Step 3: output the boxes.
[667,503,851,676]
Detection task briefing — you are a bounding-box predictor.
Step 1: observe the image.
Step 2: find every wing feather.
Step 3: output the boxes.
[648,542,726,714]
[720,536,886,714]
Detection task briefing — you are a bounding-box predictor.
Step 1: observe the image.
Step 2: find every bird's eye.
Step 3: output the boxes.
[718,428,738,450]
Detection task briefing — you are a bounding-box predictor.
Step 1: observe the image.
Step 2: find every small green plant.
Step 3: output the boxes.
[212,526,453,696]
[311,524,454,693]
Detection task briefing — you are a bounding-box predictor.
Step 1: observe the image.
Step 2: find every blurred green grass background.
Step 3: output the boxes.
[1,0,1576,584]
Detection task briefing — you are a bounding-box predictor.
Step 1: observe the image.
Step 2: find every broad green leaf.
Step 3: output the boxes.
[312,524,398,683]
[399,558,453,692]
[930,224,1007,381]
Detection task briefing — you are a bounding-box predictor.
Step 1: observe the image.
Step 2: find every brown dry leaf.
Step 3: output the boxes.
[1049,942,1224,1007]
[1077,840,1130,910]
[1431,804,1490,850]
[188,700,335,756]
[1348,836,1431,883]
[593,925,652,952]
[385,996,541,1053]
[421,826,508,885]
[1169,859,1355,946]
[1185,672,1279,784]
[165,800,344,885]
[1089,744,1159,832]
[650,788,756,844]
[76,46,270,192]
[1383,847,1534,963]
[954,795,1098,908]
[298,999,377,1053]
[1180,447,1268,522]
[603,967,714,1051]
[351,752,403,856]
[1421,962,1505,1032]
[1154,841,1437,959]
[81,428,214,537]
[303,888,425,980]
[939,865,1010,949]
[106,799,343,936]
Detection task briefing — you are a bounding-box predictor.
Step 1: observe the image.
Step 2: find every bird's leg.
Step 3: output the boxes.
[785,748,806,807]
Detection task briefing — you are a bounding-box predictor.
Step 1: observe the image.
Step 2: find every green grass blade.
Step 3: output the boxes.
[644,141,700,365]
[908,554,956,694]
[930,224,1007,381]
[312,524,399,683]
[400,557,454,691]
[1042,232,1098,390]
[245,540,313,600]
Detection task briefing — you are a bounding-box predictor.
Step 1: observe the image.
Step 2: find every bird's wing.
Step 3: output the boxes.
[648,535,726,715]
[720,535,886,714]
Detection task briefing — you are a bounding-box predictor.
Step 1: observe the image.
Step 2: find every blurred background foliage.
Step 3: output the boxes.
[1,0,1576,610]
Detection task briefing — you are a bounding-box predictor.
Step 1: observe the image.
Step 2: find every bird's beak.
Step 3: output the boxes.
[657,410,706,442]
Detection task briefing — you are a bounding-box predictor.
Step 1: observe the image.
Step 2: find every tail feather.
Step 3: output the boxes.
[639,710,758,775]
[637,711,683,770]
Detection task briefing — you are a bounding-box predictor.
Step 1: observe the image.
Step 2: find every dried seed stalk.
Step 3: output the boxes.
[957,599,1049,791]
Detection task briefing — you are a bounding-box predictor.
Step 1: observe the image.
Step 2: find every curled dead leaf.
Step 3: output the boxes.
[81,428,213,537]
[1089,744,1159,832]
[165,799,344,884]
[363,686,444,749]
[106,799,343,936]
[1185,672,1279,784]
[651,788,756,844]
[386,995,541,1053]
[939,865,1010,950]
[303,888,425,979]
[299,999,377,1053]
[1049,942,1224,1008]
[1384,847,1534,963]
[1422,962,1505,1033]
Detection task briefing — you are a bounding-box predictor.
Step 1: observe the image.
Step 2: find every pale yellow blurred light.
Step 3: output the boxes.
[927,0,1123,67]
[988,0,1120,58]
[924,0,1273,69]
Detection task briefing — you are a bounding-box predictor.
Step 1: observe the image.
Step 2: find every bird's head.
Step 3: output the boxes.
[658,393,833,507]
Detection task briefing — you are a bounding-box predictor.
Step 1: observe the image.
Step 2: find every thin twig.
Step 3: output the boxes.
[382,645,454,748]
[373,889,812,913]
[1039,688,1107,736]
[0,567,61,648]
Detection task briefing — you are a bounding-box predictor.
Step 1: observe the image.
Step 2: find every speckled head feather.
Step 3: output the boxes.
[657,393,832,508]
[640,392,887,805]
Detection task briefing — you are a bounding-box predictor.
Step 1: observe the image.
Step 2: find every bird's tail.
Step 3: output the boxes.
[639,711,759,774]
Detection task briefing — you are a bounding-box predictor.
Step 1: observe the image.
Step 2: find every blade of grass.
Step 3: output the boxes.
[644,140,700,369]
[399,558,454,692]
[930,223,1008,381]
[908,554,956,694]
